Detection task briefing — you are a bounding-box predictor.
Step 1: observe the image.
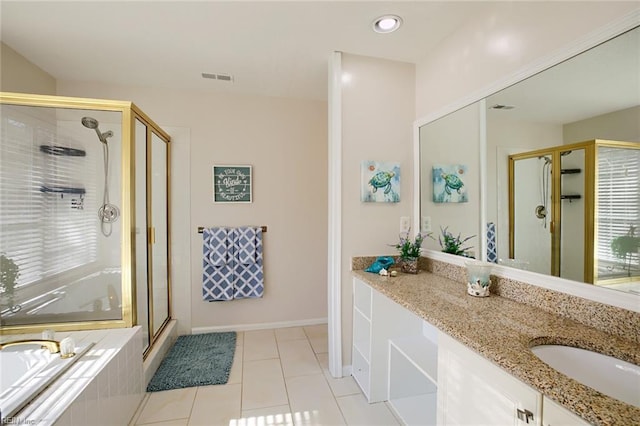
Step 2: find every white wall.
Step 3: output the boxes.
[1,42,56,95]
[57,80,328,334]
[340,53,415,364]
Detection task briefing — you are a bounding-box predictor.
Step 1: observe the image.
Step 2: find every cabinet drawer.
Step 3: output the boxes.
[352,345,371,399]
[353,309,371,362]
[353,278,372,319]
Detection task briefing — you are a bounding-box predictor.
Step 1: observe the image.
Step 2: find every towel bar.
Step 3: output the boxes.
[198,226,267,234]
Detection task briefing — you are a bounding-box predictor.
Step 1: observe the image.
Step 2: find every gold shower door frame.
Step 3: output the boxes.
[509,139,638,284]
[0,92,171,347]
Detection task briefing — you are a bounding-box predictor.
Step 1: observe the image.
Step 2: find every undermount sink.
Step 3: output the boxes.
[531,344,640,408]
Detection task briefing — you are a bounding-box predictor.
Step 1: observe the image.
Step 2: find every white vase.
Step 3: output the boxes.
[465,260,492,297]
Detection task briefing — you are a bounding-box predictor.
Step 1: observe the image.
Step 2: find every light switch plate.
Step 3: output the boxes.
[421,216,432,232]
[400,216,411,233]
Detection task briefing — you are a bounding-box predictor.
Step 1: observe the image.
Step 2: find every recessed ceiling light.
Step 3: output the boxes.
[372,15,402,34]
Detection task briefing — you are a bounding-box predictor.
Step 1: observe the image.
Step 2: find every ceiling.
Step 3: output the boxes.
[0,1,491,101]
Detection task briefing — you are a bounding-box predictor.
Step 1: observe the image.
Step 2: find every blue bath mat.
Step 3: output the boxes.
[147,331,236,392]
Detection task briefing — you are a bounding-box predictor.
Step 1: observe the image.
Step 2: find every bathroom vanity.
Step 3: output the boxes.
[351,265,639,425]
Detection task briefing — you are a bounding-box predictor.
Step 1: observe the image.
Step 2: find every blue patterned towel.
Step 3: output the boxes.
[236,226,257,264]
[202,228,234,301]
[232,227,264,299]
[487,222,498,263]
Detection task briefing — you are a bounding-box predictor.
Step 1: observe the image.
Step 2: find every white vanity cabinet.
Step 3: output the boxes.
[542,397,590,426]
[352,277,438,425]
[437,332,543,426]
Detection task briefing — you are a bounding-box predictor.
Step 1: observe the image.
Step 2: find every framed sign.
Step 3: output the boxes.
[213,165,252,203]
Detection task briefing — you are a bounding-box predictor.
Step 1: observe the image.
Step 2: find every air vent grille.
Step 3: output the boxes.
[490,104,515,110]
[202,73,234,82]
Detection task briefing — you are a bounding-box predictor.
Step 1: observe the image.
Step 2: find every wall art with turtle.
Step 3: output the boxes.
[432,164,468,203]
[361,161,400,203]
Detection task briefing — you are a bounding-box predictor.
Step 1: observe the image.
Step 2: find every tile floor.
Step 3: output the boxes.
[130,325,401,426]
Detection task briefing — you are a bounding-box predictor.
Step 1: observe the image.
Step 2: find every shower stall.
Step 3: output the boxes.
[0,92,171,355]
[509,139,640,287]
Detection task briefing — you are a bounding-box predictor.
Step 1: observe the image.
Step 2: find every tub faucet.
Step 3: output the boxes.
[0,339,61,354]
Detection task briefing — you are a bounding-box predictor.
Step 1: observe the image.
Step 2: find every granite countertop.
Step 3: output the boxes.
[352,269,640,426]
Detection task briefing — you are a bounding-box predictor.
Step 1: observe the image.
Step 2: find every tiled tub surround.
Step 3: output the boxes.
[351,258,640,425]
[1,327,144,425]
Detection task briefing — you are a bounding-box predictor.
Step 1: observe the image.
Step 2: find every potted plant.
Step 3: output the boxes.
[394,229,426,274]
[438,226,475,257]
[0,253,19,308]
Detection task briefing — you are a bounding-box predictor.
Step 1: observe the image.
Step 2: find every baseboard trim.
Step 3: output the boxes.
[191,317,328,334]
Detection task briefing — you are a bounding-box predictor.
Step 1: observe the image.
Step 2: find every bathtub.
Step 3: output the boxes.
[0,341,93,420]
[1,268,122,326]
[2,327,144,425]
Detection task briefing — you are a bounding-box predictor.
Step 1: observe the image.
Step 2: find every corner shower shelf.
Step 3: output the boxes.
[39,145,86,157]
[561,168,581,174]
[561,194,581,201]
[40,185,86,195]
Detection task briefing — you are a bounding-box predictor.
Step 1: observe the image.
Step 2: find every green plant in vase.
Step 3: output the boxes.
[438,226,475,258]
[394,229,427,274]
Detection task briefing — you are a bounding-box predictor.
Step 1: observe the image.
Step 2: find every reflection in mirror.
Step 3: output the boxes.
[420,25,639,296]
[419,102,481,255]
[491,25,639,295]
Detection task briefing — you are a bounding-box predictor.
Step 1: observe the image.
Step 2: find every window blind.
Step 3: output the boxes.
[0,110,97,290]
[596,146,640,273]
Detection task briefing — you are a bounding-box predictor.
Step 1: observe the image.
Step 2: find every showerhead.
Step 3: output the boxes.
[539,155,552,165]
[81,116,112,143]
[81,116,99,129]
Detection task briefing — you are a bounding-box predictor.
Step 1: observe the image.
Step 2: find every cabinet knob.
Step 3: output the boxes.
[517,409,534,424]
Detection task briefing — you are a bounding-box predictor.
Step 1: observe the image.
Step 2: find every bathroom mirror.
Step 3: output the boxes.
[419,25,640,295]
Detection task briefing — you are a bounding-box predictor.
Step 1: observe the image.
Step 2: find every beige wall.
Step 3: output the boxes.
[564,105,640,143]
[57,80,328,332]
[341,54,415,364]
[415,2,639,120]
[1,42,56,95]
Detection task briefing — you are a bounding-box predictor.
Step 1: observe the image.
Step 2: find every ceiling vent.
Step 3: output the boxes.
[490,104,515,110]
[202,73,234,82]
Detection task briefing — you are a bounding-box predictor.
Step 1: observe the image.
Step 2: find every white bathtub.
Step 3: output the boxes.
[1,269,122,326]
[4,327,144,426]
[0,342,93,420]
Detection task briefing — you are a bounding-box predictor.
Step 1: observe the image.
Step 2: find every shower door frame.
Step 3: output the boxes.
[508,140,596,282]
[0,92,171,340]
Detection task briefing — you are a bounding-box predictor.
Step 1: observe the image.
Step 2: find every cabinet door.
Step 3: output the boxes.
[438,333,542,426]
[542,397,589,426]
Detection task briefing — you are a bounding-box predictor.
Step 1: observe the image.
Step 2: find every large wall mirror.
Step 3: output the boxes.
[419,25,639,298]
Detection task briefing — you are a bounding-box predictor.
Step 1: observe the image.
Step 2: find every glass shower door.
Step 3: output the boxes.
[150,132,169,336]
[511,155,553,275]
[559,148,586,282]
[134,118,149,350]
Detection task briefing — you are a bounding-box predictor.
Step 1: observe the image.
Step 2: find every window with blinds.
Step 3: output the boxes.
[0,107,97,290]
[596,146,640,277]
